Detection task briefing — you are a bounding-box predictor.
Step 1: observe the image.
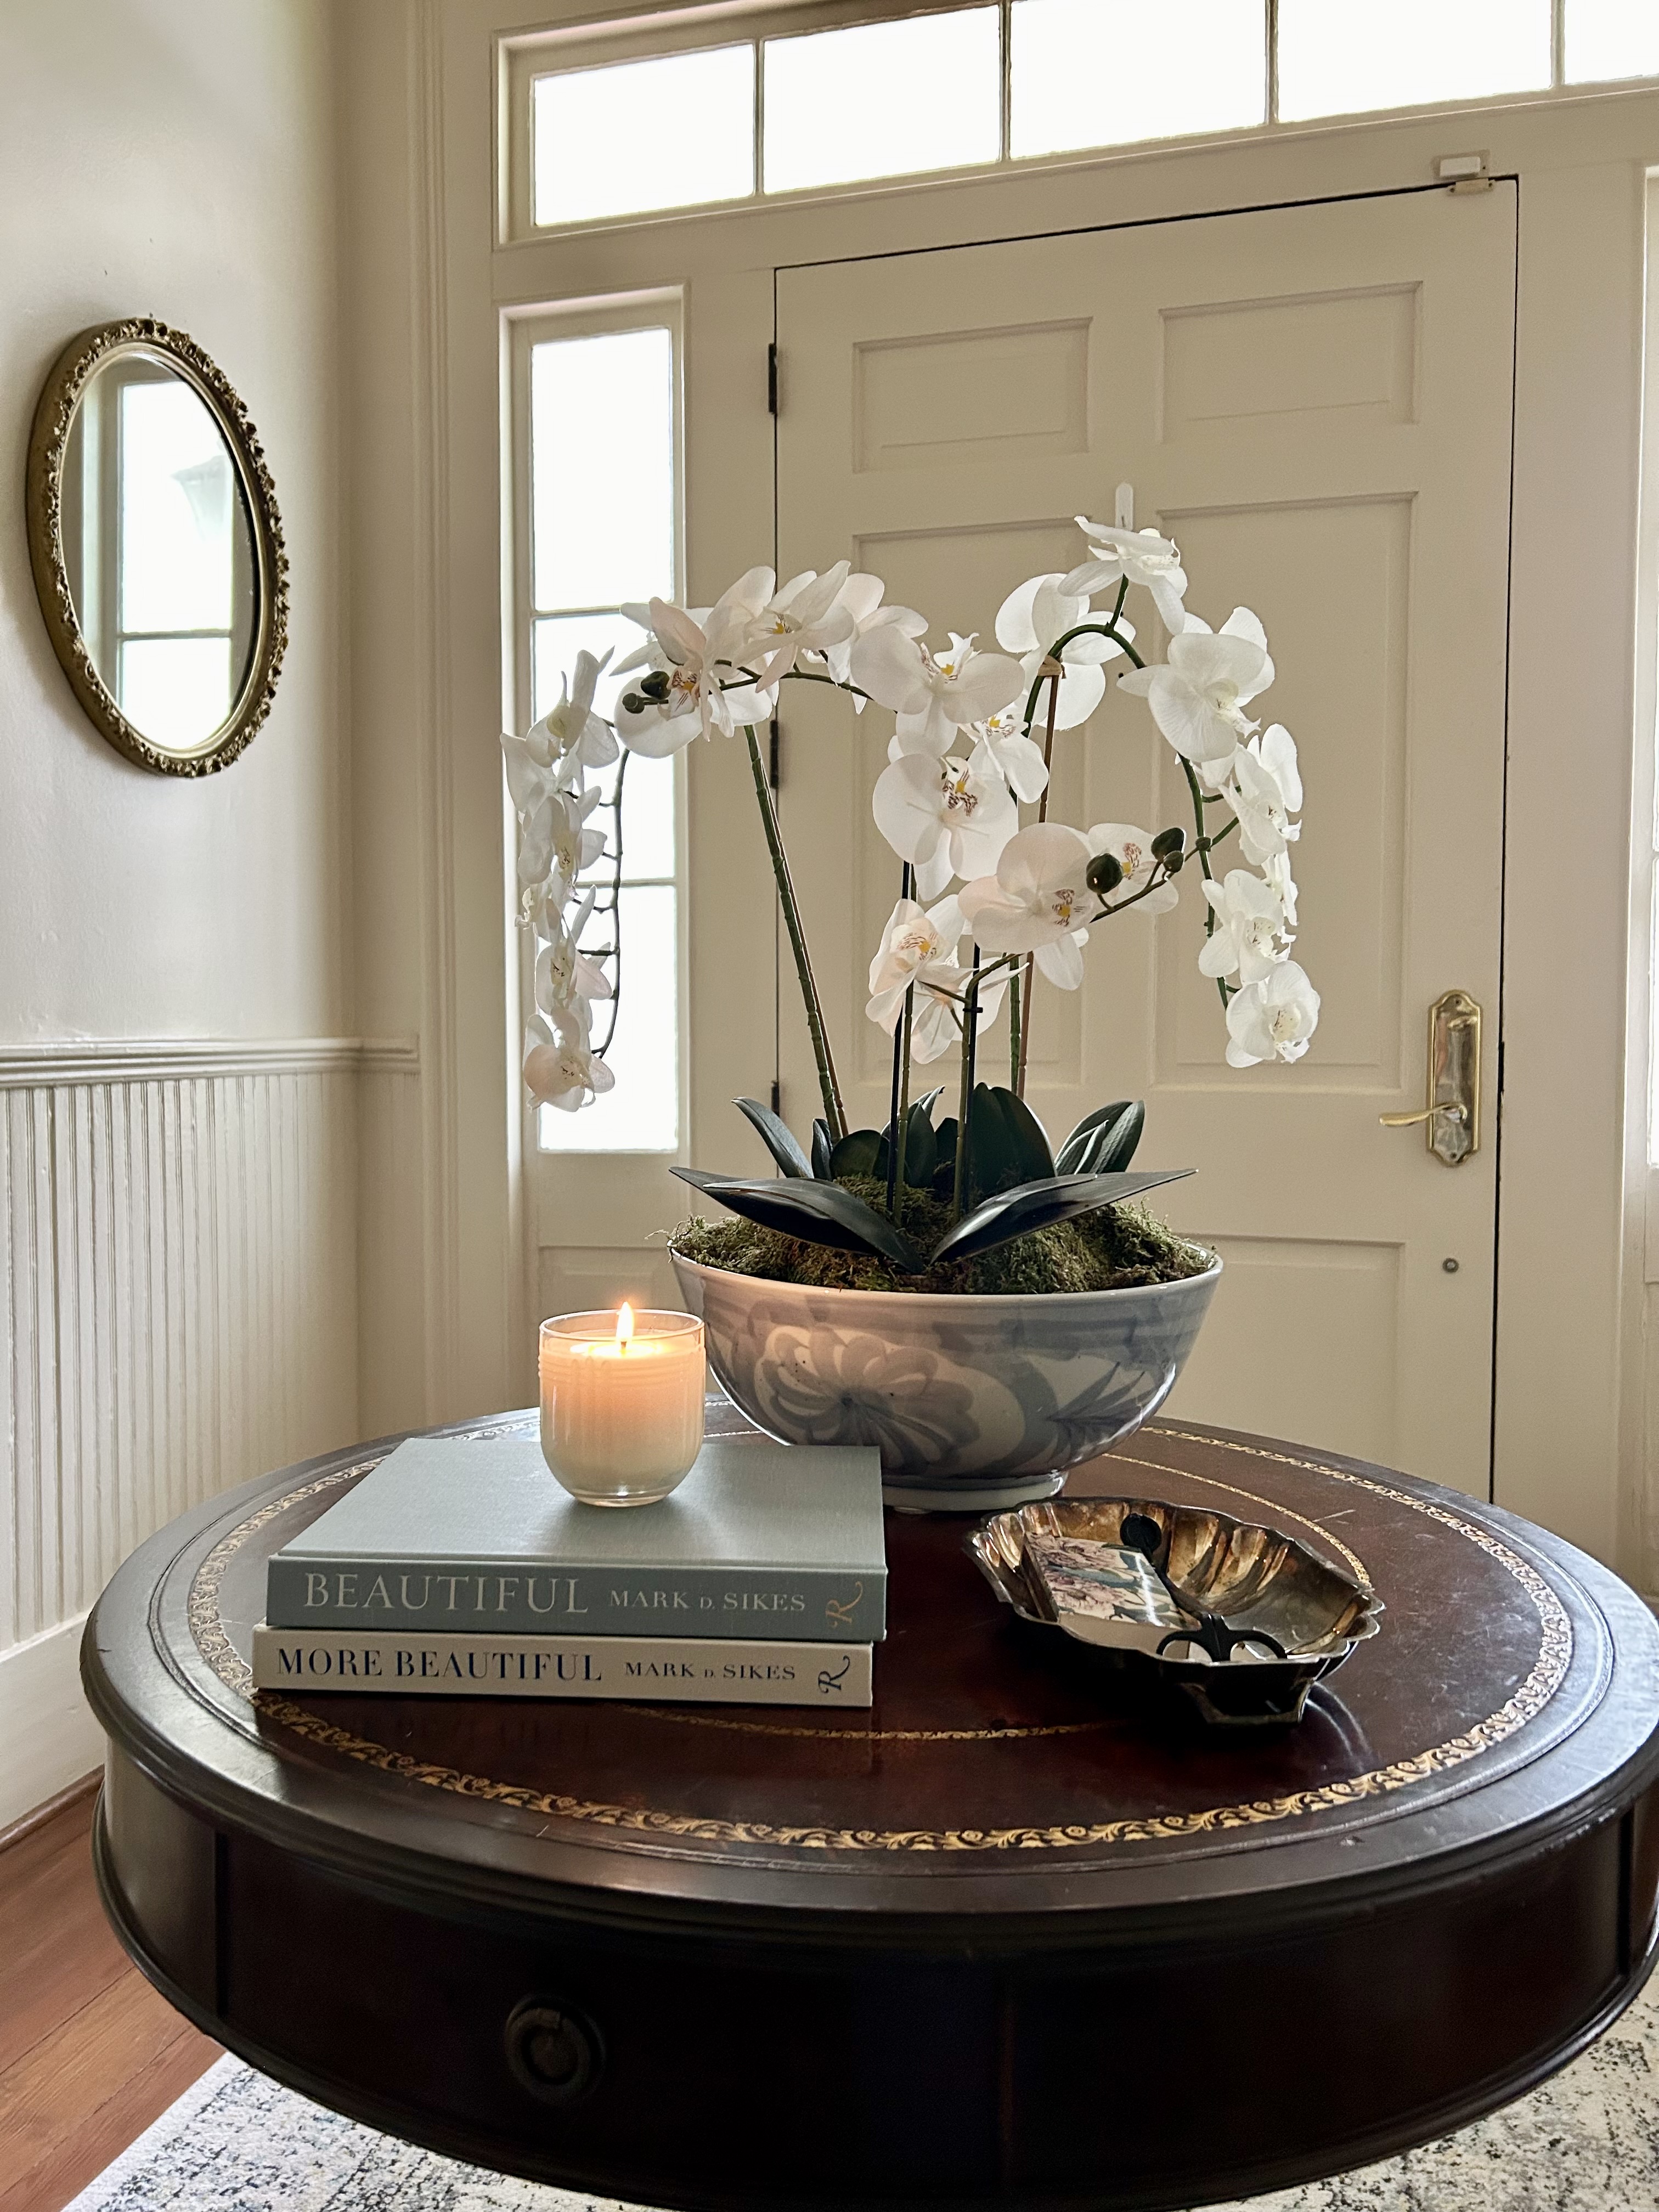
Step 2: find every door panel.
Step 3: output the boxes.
[773,186,1514,1493]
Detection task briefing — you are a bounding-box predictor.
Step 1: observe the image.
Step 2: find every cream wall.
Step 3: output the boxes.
[0,0,359,1828]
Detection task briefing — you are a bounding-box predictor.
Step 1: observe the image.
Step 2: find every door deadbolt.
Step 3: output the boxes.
[1379,990,1480,1166]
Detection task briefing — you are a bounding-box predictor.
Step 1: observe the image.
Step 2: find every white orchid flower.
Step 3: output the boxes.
[1117,607,1274,782]
[534,891,613,1016]
[852,627,1024,758]
[866,895,965,996]
[821,574,926,694]
[534,649,617,768]
[1063,520,1189,635]
[871,751,1018,901]
[957,822,1094,990]
[524,781,607,902]
[613,572,776,757]
[996,573,1128,732]
[749,563,856,685]
[1198,869,1290,985]
[1086,822,1178,915]
[968,710,1050,803]
[1262,849,1299,929]
[1227,724,1302,865]
[1224,960,1321,1068]
[523,1013,617,1113]
[896,962,1009,1063]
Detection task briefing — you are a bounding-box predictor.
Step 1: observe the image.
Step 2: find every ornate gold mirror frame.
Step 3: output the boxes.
[25,318,288,777]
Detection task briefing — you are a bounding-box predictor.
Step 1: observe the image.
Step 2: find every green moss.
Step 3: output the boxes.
[670,1178,1213,1297]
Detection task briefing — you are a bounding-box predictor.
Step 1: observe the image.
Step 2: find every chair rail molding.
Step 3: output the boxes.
[0,1036,420,1085]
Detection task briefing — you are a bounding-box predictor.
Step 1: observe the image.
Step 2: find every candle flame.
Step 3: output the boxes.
[616,1301,635,1349]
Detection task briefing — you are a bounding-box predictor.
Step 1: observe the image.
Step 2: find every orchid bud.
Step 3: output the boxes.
[1152,827,1186,858]
[1086,851,1124,896]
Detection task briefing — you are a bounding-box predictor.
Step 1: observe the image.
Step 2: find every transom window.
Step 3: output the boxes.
[505,0,1659,236]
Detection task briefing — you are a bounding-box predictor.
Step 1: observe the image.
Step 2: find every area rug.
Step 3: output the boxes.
[66,1977,1659,2212]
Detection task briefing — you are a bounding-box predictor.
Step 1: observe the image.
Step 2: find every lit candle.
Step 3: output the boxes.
[539,1305,706,1507]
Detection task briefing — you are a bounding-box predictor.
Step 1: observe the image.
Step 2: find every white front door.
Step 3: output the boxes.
[771,184,1515,1496]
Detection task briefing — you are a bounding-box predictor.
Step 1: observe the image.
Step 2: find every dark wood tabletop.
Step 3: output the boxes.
[83,1401,1659,2212]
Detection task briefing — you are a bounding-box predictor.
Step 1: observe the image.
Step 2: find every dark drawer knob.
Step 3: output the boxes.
[504,1997,603,2107]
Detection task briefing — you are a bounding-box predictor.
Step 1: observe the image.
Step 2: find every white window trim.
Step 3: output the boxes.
[503,289,691,1164]
[1634,174,1659,1279]
[497,0,1653,246]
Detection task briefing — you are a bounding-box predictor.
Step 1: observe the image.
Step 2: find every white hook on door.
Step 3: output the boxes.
[1115,482,1134,531]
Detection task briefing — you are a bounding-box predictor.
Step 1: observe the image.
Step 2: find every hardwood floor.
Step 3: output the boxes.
[0,1779,220,2212]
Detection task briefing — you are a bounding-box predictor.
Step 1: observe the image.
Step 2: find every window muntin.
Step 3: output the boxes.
[520,318,682,1155]
[762,9,1000,195]
[514,1,1659,236]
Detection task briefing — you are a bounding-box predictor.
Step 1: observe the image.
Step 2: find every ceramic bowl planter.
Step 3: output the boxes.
[670,1251,1222,1511]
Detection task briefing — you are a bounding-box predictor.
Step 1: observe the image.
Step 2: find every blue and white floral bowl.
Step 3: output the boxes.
[669,1252,1222,1511]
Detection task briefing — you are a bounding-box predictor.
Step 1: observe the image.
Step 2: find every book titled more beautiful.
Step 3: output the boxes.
[250,1627,873,1707]
[266,1432,887,1642]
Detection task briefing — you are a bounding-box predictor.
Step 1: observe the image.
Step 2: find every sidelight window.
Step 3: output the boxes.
[510,307,684,1155]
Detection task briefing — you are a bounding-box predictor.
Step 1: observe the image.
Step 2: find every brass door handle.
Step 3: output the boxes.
[1379,990,1480,1166]
[1379,1102,1468,1129]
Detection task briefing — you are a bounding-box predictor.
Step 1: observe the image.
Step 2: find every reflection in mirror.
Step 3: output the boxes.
[60,350,258,754]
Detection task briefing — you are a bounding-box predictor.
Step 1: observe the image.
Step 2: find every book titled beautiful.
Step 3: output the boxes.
[266,1432,887,1642]
[250,1625,873,1707]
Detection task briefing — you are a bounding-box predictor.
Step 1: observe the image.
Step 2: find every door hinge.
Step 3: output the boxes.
[769,716,781,791]
[770,1077,782,1116]
[768,342,779,416]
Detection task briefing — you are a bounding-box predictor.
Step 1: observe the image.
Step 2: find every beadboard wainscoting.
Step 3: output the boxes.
[0,1037,417,1828]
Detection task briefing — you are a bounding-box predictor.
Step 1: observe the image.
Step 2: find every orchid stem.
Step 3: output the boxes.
[1008,967,1021,1087]
[952,945,982,1223]
[1014,667,1062,1103]
[885,862,913,1214]
[744,722,848,1142]
[1182,758,1232,1011]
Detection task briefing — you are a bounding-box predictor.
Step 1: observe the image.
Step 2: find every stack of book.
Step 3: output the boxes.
[251,1432,887,1708]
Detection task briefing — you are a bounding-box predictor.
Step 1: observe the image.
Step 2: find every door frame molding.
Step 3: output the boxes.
[407,3,1656,1577]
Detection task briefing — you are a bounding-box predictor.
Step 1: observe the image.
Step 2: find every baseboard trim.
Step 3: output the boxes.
[0,1613,107,1831]
[0,1767,100,1858]
[0,1036,419,1086]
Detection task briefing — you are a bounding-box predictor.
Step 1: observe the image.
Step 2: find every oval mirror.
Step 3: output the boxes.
[26,319,287,775]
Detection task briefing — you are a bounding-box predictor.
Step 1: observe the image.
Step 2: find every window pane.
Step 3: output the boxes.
[541,884,679,1152]
[118,637,233,748]
[531,330,674,612]
[1278,0,1550,120]
[1011,0,1264,159]
[1568,1,1659,82]
[119,380,236,634]
[533,46,754,225]
[763,9,1000,195]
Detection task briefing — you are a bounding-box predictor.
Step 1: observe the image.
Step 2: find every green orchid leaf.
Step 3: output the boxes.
[830,1127,885,1180]
[965,1084,1054,1202]
[810,1119,833,1179]
[1056,1099,1137,1174]
[673,1167,926,1272]
[734,1096,813,1178]
[930,1116,958,1199]
[1074,1102,1145,1176]
[929,1168,1194,1268]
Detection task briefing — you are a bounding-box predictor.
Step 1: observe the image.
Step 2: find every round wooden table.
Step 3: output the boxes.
[84,1403,1659,2212]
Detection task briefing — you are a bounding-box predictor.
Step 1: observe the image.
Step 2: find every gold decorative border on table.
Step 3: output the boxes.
[185,1426,1573,1856]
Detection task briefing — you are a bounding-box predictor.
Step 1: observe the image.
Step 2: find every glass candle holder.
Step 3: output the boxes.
[539,1306,706,1507]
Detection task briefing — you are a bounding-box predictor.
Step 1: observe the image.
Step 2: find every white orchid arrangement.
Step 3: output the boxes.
[505,510,1319,1277]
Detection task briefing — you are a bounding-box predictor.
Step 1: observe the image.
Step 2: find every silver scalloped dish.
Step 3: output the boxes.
[968,1496,1384,1727]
